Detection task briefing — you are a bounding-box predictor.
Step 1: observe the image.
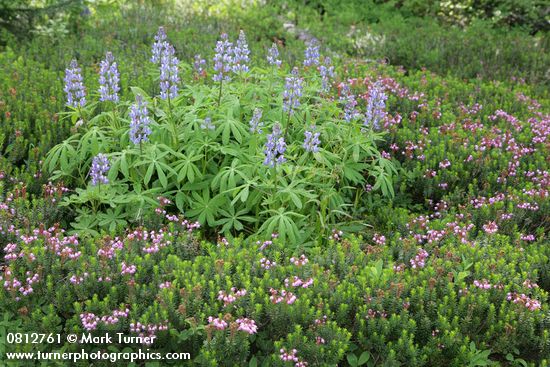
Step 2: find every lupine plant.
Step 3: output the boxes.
[44,31,395,245]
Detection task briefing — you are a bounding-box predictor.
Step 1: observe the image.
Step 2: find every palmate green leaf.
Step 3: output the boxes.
[342,161,368,184]
[44,135,80,174]
[174,152,203,183]
[211,159,249,193]
[216,114,248,145]
[187,189,224,226]
[259,208,304,245]
[78,126,110,160]
[215,206,257,233]
[97,207,128,233]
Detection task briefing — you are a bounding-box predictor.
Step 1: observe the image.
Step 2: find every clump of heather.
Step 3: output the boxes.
[98,51,120,102]
[64,59,86,108]
[89,154,110,186]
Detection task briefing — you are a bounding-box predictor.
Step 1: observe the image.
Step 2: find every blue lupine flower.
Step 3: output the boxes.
[267,43,281,67]
[319,56,334,93]
[339,82,360,122]
[129,95,152,145]
[364,81,387,129]
[98,52,120,102]
[151,27,167,64]
[64,59,86,108]
[201,117,215,130]
[303,128,321,153]
[159,44,179,100]
[303,38,320,67]
[213,33,233,82]
[232,30,250,74]
[194,54,206,75]
[89,153,110,186]
[263,123,286,167]
[249,108,264,134]
[283,68,303,115]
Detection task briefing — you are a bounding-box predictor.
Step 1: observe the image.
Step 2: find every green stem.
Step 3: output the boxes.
[218,80,223,106]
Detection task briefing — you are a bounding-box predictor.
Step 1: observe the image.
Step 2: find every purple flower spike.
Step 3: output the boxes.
[283,68,303,115]
[232,30,250,74]
[129,95,152,145]
[64,59,86,108]
[364,81,387,129]
[90,154,110,186]
[213,33,233,82]
[98,52,120,103]
[267,43,282,67]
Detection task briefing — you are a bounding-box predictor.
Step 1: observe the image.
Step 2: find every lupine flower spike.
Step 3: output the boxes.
[263,123,287,167]
[129,95,152,146]
[249,108,264,134]
[267,42,281,67]
[64,59,86,108]
[98,52,120,103]
[89,154,110,186]
[319,56,334,93]
[304,38,320,67]
[151,27,167,64]
[159,44,179,100]
[232,30,250,74]
[364,81,387,129]
[303,127,321,153]
[283,68,303,116]
[213,33,233,83]
[193,54,206,77]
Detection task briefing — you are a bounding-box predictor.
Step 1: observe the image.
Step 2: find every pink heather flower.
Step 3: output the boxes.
[257,239,272,251]
[316,336,325,345]
[393,263,405,272]
[260,257,276,269]
[520,234,535,242]
[373,233,386,245]
[507,292,541,311]
[208,316,228,330]
[121,262,137,275]
[280,348,299,362]
[314,315,327,325]
[218,288,247,306]
[290,254,308,266]
[523,279,539,289]
[236,318,258,334]
[473,279,492,290]
[80,312,100,331]
[329,229,344,241]
[410,249,428,269]
[439,159,451,169]
[482,221,498,234]
[159,281,172,289]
